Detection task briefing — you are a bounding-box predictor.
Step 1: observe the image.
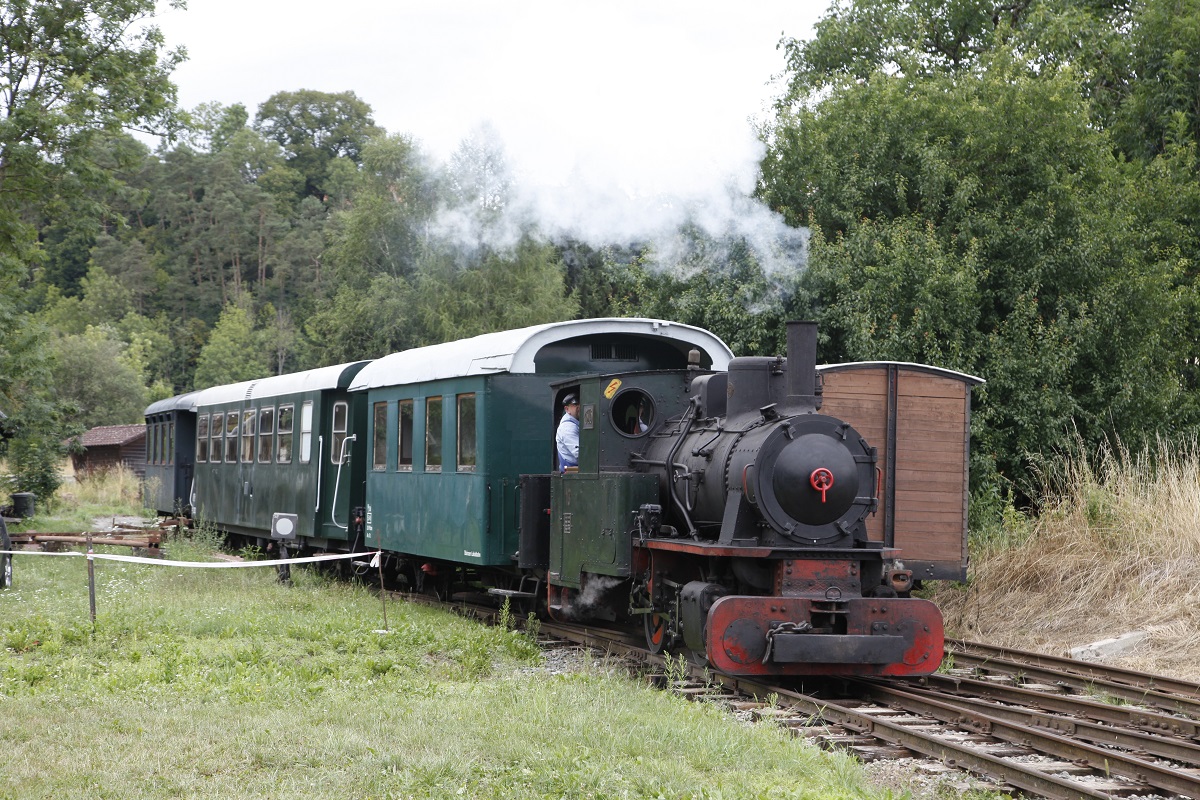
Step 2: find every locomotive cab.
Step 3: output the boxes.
[540,368,701,620]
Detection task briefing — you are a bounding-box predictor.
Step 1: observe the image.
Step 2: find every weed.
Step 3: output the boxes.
[497,596,514,631]
[663,651,691,685]
[238,543,265,561]
[524,611,541,643]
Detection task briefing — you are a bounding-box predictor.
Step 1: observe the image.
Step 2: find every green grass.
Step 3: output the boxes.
[0,545,892,799]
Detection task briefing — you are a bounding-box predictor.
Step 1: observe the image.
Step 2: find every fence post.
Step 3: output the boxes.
[86,531,97,631]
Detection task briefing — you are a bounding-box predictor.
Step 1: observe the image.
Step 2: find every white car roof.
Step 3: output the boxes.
[180,361,370,410]
[350,318,733,391]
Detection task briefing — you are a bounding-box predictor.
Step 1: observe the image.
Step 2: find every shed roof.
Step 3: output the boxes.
[78,424,146,448]
[350,318,734,391]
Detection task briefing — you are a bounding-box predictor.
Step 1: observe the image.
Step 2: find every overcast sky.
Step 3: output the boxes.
[153,1,824,260]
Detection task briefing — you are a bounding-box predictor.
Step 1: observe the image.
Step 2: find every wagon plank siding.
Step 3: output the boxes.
[819,364,979,580]
[819,369,890,544]
[894,371,969,574]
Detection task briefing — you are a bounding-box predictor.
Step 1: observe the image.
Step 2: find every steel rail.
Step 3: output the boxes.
[888,678,1200,768]
[947,646,1200,719]
[733,677,1121,800]
[951,639,1200,700]
[854,680,1200,799]
[920,671,1200,740]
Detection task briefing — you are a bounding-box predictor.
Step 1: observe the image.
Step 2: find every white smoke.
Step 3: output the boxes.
[560,574,626,620]
[150,1,824,277]
[424,121,810,276]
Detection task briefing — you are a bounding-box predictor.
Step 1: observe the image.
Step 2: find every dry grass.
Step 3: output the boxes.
[932,437,1200,681]
[58,463,146,506]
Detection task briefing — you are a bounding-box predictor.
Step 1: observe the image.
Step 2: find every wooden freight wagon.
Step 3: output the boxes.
[817,363,983,582]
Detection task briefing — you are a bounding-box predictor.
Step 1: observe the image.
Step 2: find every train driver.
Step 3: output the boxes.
[556,393,580,472]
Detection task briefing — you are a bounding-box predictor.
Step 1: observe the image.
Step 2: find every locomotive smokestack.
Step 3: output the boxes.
[787,321,819,409]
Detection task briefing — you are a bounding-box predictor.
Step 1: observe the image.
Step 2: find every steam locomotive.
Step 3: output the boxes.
[144,318,980,677]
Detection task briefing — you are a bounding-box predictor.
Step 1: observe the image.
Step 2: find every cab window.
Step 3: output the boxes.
[612,389,655,437]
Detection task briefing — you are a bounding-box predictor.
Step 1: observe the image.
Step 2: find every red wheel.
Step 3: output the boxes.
[644,609,667,654]
[642,570,670,654]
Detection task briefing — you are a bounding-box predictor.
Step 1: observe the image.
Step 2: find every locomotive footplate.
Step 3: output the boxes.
[705,595,944,678]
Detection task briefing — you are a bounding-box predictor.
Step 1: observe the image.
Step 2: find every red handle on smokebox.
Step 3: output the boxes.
[810,468,834,503]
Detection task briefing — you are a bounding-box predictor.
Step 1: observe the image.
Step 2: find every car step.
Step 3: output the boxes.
[489,588,538,599]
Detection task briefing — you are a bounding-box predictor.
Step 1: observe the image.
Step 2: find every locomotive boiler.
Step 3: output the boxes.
[537,322,944,677]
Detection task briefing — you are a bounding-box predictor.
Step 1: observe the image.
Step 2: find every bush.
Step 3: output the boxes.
[6,431,63,506]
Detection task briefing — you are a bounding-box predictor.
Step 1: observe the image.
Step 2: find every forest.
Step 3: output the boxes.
[2,0,1199,516]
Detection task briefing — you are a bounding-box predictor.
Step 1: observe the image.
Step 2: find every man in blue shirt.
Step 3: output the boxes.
[555,393,580,471]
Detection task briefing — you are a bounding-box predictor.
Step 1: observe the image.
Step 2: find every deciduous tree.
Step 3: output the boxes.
[254,89,382,201]
[0,0,182,493]
[761,16,1191,495]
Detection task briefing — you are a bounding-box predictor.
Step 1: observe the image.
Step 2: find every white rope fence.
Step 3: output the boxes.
[0,547,392,630]
[0,549,380,568]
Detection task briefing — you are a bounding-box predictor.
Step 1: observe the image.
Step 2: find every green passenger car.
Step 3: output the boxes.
[143,391,201,516]
[188,361,369,544]
[350,319,733,570]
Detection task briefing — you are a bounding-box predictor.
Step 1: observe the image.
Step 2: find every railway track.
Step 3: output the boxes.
[430,595,1200,799]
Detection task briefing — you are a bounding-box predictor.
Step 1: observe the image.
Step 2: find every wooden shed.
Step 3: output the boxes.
[70,424,147,479]
[818,362,983,582]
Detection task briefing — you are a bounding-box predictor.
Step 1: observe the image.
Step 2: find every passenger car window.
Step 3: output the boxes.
[224,411,239,463]
[300,402,313,464]
[277,405,294,463]
[211,412,223,463]
[196,415,209,463]
[457,394,476,471]
[425,397,442,472]
[332,402,348,463]
[398,400,413,471]
[372,402,387,470]
[241,409,256,463]
[258,407,274,463]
